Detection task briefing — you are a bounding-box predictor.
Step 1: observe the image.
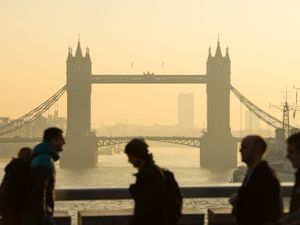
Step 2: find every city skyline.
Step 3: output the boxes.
[1,0,300,130]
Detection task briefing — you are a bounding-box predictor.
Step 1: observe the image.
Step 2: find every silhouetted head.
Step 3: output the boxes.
[18,147,32,159]
[125,138,149,168]
[286,132,300,169]
[43,127,65,153]
[240,135,267,166]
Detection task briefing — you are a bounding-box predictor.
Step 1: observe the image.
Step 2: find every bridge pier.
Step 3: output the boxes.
[200,134,237,168]
[200,41,237,169]
[61,135,98,168]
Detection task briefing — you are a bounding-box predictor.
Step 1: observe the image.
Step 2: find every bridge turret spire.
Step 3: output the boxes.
[225,46,230,62]
[206,46,213,64]
[215,39,223,57]
[208,46,212,58]
[85,46,91,62]
[75,40,83,58]
[67,46,73,61]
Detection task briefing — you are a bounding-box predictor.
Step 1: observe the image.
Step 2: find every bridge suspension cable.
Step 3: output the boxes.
[231,85,296,130]
[0,85,66,136]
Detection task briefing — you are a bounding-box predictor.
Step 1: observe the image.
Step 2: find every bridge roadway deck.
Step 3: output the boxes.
[91,74,207,84]
[0,136,244,145]
[0,137,41,143]
[55,184,293,200]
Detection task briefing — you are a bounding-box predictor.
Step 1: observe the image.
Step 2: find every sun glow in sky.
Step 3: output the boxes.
[1,0,300,130]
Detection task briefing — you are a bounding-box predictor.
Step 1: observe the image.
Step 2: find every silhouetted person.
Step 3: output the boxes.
[0,147,32,225]
[277,132,300,225]
[229,135,282,225]
[23,127,65,225]
[125,138,181,225]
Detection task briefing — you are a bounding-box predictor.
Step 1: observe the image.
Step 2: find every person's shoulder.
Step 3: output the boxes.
[31,154,53,168]
[256,161,280,183]
[144,163,163,178]
[261,161,278,175]
[32,141,52,154]
[256,161,274,173]
[4,158,20,172]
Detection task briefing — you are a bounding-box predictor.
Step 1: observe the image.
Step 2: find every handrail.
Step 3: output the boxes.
[55,184,293,201]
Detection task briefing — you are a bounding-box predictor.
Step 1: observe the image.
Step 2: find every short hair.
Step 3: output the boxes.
[43,127,63,141]
[287,132,300,153]
[125,138,149,159]
[244,135,267,155]
[18,147,32,159]
[254,136,267,153]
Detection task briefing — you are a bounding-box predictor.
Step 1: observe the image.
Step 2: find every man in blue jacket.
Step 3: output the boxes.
[23,127,65,225]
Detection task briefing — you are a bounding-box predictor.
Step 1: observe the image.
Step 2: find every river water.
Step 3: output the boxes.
[56,144,235,188]
[0,143,288,224]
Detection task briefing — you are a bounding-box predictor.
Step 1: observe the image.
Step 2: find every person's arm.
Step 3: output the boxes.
[229,192,239,215]
[31,167,52,222]
[261,177,282,222]
[132,173,164,225]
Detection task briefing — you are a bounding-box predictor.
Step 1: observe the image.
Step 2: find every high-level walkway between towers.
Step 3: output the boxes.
[91,74,207,83]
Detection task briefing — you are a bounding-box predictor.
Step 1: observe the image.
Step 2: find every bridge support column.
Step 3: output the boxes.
[200,133,236,168]
[60,41,98,168]
[200,41,237,169]
[61,135,98,168]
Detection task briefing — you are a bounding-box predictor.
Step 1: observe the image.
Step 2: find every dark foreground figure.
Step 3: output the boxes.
[125,138,182,225]
[229,135,282,225]
[0,147,32,225]
[23,127,65,225]
[278,132,300,225]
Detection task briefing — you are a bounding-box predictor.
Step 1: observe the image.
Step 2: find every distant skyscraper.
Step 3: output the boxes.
[245,110,259,132]
[177,93,195,128]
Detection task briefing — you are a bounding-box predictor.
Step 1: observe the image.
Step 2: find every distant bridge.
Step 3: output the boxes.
[0,136,202,148]
[97,136,202,148]
[0,136,246,148]
[0,137,41,143]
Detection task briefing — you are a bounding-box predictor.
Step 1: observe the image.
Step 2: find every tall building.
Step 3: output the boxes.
[177,93,195,128]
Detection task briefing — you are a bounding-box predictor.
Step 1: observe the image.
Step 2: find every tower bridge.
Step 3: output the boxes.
[63,39,235,168]
[0,39,292,169]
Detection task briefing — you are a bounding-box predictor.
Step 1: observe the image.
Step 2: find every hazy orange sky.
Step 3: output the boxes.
[1,0,300,130]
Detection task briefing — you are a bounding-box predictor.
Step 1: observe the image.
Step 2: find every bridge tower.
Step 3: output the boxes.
[61,40,98,168]
[200,40,237,168]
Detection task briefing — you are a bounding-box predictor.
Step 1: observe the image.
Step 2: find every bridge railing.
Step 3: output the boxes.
[55,184,293,201]
[90,75,207,84]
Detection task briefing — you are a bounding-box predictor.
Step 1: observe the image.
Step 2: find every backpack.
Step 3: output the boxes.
[162,169,183,225]
[0,158,31,214]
